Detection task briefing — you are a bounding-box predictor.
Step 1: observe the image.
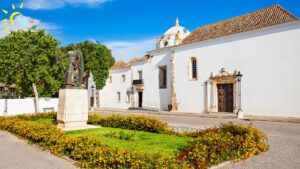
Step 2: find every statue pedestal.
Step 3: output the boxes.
[57,89,96,131]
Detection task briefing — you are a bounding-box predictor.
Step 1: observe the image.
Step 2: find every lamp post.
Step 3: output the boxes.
[236,71,243,117]
[91,85,95,108]
[4,87,9,115]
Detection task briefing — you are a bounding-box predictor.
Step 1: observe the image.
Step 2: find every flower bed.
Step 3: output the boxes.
[0,116,187,168]
[0,113,269,169]
[177,123,269,168]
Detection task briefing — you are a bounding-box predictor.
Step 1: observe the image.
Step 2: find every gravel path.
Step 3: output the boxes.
[0,131,77,169]
[97,111,300,169]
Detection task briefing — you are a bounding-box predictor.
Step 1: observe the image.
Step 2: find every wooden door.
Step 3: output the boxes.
[138,92,143,108]
[217,84,233,112]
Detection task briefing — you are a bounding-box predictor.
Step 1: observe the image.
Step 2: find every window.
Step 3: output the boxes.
[190,57,198,80]
[164,41,168,47]
[138,71,143,80]
[126,91,130,103]
[117,92,121,102]
[122,75,126,83]
[159,66,167,89]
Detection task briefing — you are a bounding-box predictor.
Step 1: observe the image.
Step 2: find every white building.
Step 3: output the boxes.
[99,5,300,118]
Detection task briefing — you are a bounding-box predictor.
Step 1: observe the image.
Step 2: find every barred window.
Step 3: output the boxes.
[190,57,198,80]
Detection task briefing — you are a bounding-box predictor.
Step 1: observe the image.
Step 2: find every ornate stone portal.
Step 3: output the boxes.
[206,68,243,117]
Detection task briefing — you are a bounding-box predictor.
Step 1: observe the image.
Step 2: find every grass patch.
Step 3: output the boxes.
[66,127,193,156]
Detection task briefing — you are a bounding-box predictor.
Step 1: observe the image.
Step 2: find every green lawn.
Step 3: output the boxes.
[66,127,193,156]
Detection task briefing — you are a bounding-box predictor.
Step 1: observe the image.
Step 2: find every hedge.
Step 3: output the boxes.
[88,114,169,133]
[0,113,269,169]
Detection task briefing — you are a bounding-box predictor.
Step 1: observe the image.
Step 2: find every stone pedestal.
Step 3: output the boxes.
[57,89,90,130]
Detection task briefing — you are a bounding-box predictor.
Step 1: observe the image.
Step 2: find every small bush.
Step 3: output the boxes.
[103,130,138,141]
[88,114,169,133]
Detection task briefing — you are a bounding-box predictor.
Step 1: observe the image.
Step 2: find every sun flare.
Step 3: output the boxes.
[1,3,24,31]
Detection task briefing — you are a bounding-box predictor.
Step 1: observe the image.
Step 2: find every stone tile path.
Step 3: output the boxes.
[0,131,77,169]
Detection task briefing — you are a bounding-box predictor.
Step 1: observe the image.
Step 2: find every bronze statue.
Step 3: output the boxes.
[60,49,84,89]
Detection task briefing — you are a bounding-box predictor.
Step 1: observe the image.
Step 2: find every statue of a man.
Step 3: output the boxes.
[60,49,84,89]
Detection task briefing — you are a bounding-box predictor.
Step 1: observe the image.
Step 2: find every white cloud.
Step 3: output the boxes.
[104,39,156,61]
[0,15,61,38]
[24,0,111,10]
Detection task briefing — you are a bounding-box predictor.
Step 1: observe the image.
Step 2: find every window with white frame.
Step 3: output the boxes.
[159,66,167,89]
[122,74,126,83]
[126,91,130,103]
[138,71,143,80]
[190,57,198,80]
[117,92,121,102]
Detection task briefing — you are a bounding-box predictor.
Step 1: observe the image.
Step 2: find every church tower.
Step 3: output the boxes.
[156,18,190,49]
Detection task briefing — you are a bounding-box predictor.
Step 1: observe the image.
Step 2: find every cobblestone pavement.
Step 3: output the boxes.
[0,131,77,169]
[97,111,300,169]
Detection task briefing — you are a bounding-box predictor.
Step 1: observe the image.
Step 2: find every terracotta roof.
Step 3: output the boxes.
[182,5,298,45]
[128,55,152,64]
[110,55,152,70]
[110,60,130,70]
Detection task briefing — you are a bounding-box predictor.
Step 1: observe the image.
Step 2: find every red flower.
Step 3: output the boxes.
[178,154,185,161]
[211,146,216,150]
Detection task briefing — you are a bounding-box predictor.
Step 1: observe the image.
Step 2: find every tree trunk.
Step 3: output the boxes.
[32,83,39,113]
[96,90,100,107]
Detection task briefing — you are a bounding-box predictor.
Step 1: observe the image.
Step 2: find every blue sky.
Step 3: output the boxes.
[1,0,299,61]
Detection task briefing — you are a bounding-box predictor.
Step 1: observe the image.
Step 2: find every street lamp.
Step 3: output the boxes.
[4,86,9,115]
[90,85,95,107]
[236,71,243,82]
[236,71,243,116]
[91,85,95,97]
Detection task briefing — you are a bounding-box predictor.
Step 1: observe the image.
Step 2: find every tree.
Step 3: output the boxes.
[62,41,115,107]
[0,27,66,112]
[62,41,115,90]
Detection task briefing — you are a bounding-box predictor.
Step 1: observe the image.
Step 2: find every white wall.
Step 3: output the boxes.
[133,54,171,110]
[171,21,300,117]
[0,98,58,116]
[100,68,132,109]
[100,55,172,111]
[0,100,4,116]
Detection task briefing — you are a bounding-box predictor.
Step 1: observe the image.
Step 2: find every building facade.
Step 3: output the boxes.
[99,6,300,118]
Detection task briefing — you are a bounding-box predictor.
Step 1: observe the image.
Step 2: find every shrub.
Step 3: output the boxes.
[88,114,169,133]
[15,112,57,122]
[177,123,269,169]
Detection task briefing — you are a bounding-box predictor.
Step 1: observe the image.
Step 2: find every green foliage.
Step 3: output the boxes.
[104,130,137,141]
[0,27,66,97]
[0,116,188,169]
[88,114,169,133]
[177,123,269,169]
[62,41,115,89]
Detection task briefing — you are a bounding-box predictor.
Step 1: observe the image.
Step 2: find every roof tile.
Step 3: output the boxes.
[182,5,298,45]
